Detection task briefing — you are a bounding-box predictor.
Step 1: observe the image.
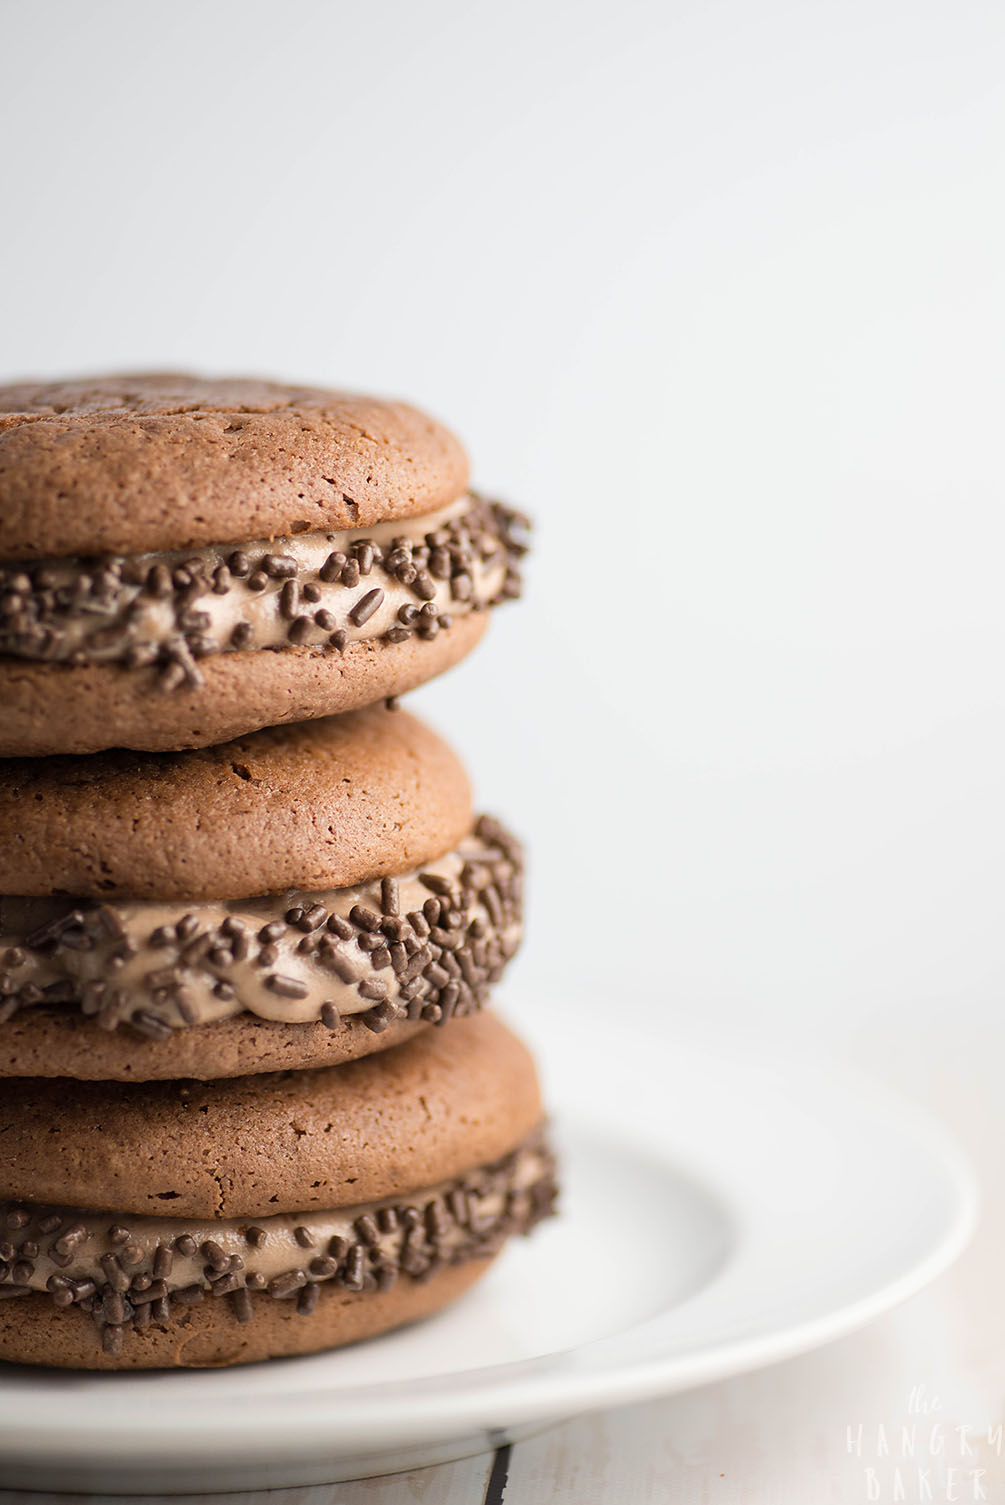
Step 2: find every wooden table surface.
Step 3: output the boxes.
[3,1013,1000,1504]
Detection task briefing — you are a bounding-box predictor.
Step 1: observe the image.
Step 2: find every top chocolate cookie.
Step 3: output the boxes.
[0,374,470,557]
[0,374,528,755]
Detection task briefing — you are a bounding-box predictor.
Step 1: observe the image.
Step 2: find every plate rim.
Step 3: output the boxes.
[0,1043,978,1470]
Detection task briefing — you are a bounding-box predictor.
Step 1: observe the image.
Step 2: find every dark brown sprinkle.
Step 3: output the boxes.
[174,1234,198,1257]
[11,1259,34,1284]
[52,1224,87,1257]
[288,616,313,645]
[354,541,376,574]
[380,877,399,916]
[95,905,126,939]
[247,570,269,592]
[321,947,357,984]
[370,946,392,970]
[265,973,309,999]
[328,1235,348,1260]
[210,1271,241,1296]
[320,1002,341,1031]
[397,603,419,625]
[349,904,381,933]
[102,1324,125,1357]
[357,978,388,1002]
[340,559,360,589]
[329,629,348,651]
[132,1280,169,1305]
[245,1225,267,1249]
[100,1254,130,1292]
[279,579,300,618]
[293,1226,314,1249]
[145,563,173,598]
[297,1281,320,1316]
[24,909,85,949]
[228,550,251,577]
[153,1245,174,1279]
[385,627,410,643]
[231,621,254,649]
[258,921,286,944]
[400,947,432,983]
[4,1208,29,1231]
[231,1286,254,1325]
[348,587,384,626]
[268,1270,305,1298]
[176,914,200,940]
[413,571,436,601]
[201,1240,229,1271]
[263,553,298,578]
[342,1246,366,1291]
[407,911,430,938]
[319,551,346,582]
[326,913,354,939]
[354,1213,380,1246]
[102,1289,128,1326]
[362,1002,395,1032]
[419,871,454,897]
[246,1271,267,1290]
[145,968,180,992]
[37,1213,62,1236]
[131,1009,173,1041]
[313,608,338,631]
[309,1255,339,1278]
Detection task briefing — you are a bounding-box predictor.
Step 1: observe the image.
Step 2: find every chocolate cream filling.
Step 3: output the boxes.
[0,816,522,1041]
[0,1130,557,1355]
[0,495,528,689]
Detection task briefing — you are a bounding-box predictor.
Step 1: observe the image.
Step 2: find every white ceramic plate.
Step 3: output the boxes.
[0,1021,975,1493]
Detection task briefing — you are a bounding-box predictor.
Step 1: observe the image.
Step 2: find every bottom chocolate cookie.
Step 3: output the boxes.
[0,1258,495,1371]
[0,1014,557,1368]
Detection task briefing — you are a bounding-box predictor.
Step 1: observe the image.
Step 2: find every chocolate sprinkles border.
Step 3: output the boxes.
[0,1131,557,1356]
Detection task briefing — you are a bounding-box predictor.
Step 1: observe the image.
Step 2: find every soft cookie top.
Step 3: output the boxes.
[0,1013,544,1218]
[0,373,470,559]
[0,706,471,900]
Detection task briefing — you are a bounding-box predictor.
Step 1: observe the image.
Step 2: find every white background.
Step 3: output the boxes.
[2,5,1004,1499]
[2,0,1003,1105]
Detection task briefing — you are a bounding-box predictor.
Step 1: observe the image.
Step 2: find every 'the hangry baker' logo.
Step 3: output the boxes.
[844,1387,1002,1501]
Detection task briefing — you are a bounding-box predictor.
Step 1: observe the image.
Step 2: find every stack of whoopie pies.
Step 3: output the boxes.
[0,375,555,1369]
